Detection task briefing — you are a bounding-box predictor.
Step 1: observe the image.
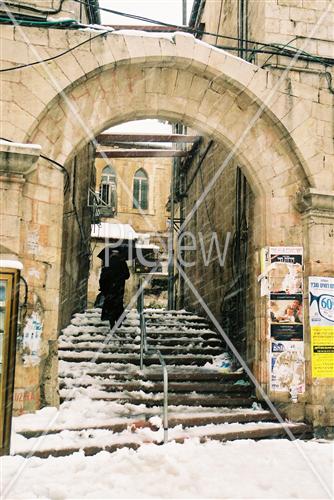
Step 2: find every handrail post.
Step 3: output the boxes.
[162,363,169,444]
[139,313,144,370]
[137,277,169,444]
[157,350,168,444]
[138,277,144,370]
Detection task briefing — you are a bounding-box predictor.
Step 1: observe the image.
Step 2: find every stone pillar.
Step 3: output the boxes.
[0,141,41,257]
[0,140,63,414]
[296,188,334,429]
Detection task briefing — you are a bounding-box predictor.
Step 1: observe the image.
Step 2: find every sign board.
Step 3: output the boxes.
[309,277,334,378]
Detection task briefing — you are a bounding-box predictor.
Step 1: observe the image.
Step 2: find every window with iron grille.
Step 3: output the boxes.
[133,168,148,210]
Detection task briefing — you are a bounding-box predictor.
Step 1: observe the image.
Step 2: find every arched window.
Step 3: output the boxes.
[99,165,117,208]
[133,168,148,210]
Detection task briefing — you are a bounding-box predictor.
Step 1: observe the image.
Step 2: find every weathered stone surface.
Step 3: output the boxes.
[1,2,333,426]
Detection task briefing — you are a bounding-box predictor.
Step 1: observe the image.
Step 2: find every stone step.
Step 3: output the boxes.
[58,352,216,365]
[173,422,313,444]
[70,319,209,329]
[59,337,222,348]
[79,313,207,323]
[145,321,210,329]
[80,309,203,318]
[15,422,312,459]
[59,380,252,394]
[16,410,276,439]
[59,369,245,382]
[146,317,209,324]
[57,344,222,356]
[63,328,215,338]
[59,390,255,407]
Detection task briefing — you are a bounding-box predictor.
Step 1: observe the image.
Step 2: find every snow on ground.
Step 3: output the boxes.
[2,439,333,499]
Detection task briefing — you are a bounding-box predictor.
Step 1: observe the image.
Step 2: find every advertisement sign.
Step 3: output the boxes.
[309,277,334,378]
[270,293,303,341]
[270,340,305,393]
[262,247,305,393]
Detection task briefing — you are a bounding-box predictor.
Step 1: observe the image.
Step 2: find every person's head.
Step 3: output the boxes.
[292,299,301,309]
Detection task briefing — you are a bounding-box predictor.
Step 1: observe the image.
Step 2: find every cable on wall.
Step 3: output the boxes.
[0,137,70,192]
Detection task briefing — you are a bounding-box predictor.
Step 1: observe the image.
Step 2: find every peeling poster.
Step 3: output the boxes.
[22,311,43,366]
[262,247,305,393]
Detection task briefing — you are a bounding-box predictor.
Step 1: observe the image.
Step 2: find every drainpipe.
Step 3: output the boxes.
[238,0,248,60]
[182,0,187,25]
[85,0,101,25]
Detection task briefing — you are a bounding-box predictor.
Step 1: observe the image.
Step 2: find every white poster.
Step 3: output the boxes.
[270,340,305,393]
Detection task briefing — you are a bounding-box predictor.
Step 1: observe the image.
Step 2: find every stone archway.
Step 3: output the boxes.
[3,28,323,416]
[22,32,310,195]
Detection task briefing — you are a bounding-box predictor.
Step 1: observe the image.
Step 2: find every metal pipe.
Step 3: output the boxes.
[137,280,169,444]
[139,313,144,370]
[138,277,144,369]
[182,0,187,25]
[156,350,169,444]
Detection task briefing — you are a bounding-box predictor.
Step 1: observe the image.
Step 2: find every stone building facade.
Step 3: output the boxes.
[88,154,171,307]
[182,0,334,427]
[0,0,333,426]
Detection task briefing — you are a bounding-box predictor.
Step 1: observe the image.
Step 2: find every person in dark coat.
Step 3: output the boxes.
[99,250,130,329]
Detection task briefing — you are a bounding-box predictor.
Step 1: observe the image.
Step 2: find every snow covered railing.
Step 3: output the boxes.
[137,279,169,444]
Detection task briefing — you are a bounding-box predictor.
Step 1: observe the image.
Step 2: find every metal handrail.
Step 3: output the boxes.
[137,278,169,444]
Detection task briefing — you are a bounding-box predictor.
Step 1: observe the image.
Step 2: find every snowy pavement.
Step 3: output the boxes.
[1,438,333,499]
[3,308,330,498]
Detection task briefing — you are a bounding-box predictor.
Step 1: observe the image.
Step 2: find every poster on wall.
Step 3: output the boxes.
[309,276,334,378]
[270,340,305,393]
[270,293,303,341]
[262,246,305,393]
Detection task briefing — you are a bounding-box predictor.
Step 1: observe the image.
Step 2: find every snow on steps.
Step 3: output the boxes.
[13,421,312,459]
[11,308,312,458]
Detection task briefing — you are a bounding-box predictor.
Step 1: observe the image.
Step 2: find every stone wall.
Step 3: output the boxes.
[264,0,333,57]
[195,0,333,62]
[95,156,171,235]
[0,140,94,414]
[87,156,171,308]
[59,142,95,331]
[180,139,256,365]
[1,25,333,425]
[0,141,64,413]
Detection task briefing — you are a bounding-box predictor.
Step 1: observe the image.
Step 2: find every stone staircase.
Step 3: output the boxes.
[11,308,312,458]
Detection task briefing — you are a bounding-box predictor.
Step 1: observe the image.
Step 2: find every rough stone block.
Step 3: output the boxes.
[48,27,70,49]
[173,70,194,98]
[290,6,316,22]
[15,26,48,46]
[106,33,130,64]
[278,0,302,6]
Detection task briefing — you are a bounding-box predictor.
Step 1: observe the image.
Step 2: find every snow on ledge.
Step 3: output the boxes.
[0,259,23,270]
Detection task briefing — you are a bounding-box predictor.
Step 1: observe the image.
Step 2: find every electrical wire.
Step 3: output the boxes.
[0,6,332,70]
[40,153,70,192]
[0,15,78,26]
[0,26,112,72]
[259,36,298,67]
[0,137,70,192]
[70,0,334,65]
[2,0,66,15]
